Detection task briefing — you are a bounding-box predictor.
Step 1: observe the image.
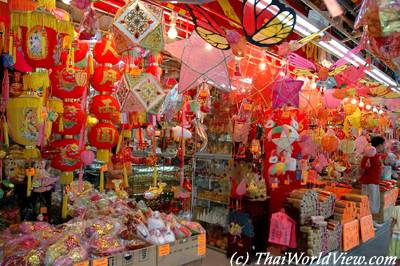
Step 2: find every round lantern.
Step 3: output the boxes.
[50,66,87,99]
[60,41,89,64]
[321,130,339,152]
[90,94,121,120]
[91,66,121,93]
[93,37,120,65]
[50,139,81,174]
[20,26,58,68]
[53,102,84,135]
[88,122,119,162]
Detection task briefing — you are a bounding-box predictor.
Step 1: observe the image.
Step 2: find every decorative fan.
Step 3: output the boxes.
[242,0,296,47]
[186,4,230,50]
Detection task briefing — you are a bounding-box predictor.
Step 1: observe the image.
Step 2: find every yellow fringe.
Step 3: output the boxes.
[27,171,32,197]
[116,133,123,154]
[88,52,94,75]
[97,149,110,163]
[23,146,40,159]
[48,98,64,113]
[60,172,74,185]
[3,120,9,147]
[22,72,50,93]
[11,11,74,37]
[58,116,64,132]
[61,190,68,219]
[99,169,104,192]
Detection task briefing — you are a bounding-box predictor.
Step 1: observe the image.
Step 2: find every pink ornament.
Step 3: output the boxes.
[81,150,95,165]
[236,179,247,196]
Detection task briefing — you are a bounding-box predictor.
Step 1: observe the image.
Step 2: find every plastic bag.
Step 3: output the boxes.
[379,0,400,34]
[354,0,382,37]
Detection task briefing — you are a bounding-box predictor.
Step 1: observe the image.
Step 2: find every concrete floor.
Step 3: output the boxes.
[202,220,394,266]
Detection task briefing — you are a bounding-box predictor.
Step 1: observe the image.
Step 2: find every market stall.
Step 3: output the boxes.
[0,0,400,265]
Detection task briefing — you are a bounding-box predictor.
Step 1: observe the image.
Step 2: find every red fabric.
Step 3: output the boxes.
[359,154,383,184]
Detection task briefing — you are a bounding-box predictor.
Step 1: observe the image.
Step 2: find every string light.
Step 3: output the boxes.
[350,98,357,105]
[378,109,384,115]
[259,61,267,71]
[373,107,378,113]
[167,12,178,39]
[62,0,71,4]
[366,104,372,110]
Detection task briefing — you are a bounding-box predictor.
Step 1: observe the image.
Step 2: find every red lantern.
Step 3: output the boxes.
[50,139,81,171]
[93,37,120,65]
[53,102,84,135]
[60,41,89,64]
[50,65,87,99]
[88,122,119,162]
[20,26,58,68]
[90,94,121,121]
[91,66,121,93]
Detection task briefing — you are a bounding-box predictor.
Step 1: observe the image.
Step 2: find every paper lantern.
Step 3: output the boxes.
[60,41,89,64]
[53,102,84,135]
[50,66,87,99]
[19,26,58,68]
[11,11,74,68]
[88,122,119,162]
[93,37,121,64]
[118,73,165,114]
[321,129,339,152]
[112,0,164,53]
[50,139,81,172]
[91,66,121,93]
[90,94,121,121]
[6,96,50,146]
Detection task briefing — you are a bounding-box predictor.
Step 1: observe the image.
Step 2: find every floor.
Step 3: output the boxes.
[201,220,393,266]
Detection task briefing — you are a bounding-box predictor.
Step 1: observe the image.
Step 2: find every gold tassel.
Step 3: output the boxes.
[3,120,9,147]
[60,172,74,185]
[123,166,128,188]
[99,169,104,192]
[58,116,64,132]
[8,35,14,61]
[116,133,123,154]
[23,146,40,159]
[26,168,34,197]
[123,129,132,138]
[88,52,94,75]
[96,149,110,163]
[61,188,68,220]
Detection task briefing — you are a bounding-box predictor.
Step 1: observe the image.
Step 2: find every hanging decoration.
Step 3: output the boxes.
[166,31,232,93]
[113,0,165,53]
[242,0,296,47]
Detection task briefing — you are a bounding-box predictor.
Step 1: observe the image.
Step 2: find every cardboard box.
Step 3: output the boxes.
[157,235,206,266]
[116,246,157,266]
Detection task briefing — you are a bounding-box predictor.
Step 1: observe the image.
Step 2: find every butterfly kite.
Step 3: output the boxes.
[186,0,296,50]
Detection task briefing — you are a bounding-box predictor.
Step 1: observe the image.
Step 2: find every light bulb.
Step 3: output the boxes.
[378,109,384,115]
[350,98,357,105]
[311,82,317,89]
[62,0,71,4]
[366,104,372,110]
[259,62,266,71]
[205,43,213,50]
[343,97,349,102]
[167,26,178,39]
[279,71,285,77]
[359,101,364,108]
[373,107,378,113]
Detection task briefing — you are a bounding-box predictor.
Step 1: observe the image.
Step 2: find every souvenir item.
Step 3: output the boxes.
[93,36,121,64]
[113,0,165,53]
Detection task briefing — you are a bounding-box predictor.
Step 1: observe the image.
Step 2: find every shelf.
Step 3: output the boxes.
[196,196,229,205]
[194,153,232,160]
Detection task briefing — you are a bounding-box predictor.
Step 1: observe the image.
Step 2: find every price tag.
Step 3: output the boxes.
[73,261,89,266]
[158,244,170,257]
[92,257,108,266]
[343,219,359,251]
[40,207,47,214]
[197,234,206,256]
[360,215,375,243]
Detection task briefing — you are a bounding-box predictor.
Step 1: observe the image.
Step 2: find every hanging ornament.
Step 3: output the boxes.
[50,65,87,99]
[88,122,119,162]
[53,101,84,135]
[93,36,121,64]
[91,66,121,93]
[89,94,121,121]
